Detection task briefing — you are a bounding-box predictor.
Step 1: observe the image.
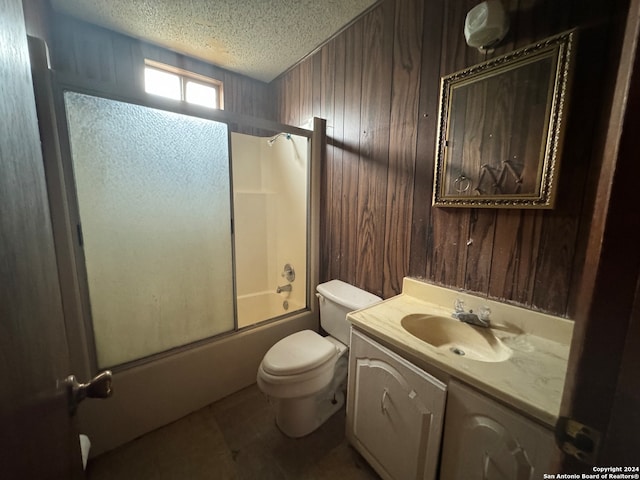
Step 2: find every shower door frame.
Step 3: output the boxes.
[32,39,323,452]
[50,78,315,374]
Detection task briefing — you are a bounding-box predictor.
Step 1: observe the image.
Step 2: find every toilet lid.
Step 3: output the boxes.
[262,330,337,376]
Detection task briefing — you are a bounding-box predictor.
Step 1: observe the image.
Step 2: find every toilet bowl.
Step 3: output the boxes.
[257,280,381,437]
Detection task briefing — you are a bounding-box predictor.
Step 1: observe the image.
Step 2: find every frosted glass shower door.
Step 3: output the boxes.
[64,91,235,368]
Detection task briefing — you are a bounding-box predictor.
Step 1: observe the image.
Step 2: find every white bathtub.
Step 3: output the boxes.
[236,291,304,329]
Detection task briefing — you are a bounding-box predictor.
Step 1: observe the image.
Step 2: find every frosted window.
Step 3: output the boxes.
[64,91,234,368]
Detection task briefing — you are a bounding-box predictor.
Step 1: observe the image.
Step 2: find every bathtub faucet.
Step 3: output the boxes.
[277,284,292,294]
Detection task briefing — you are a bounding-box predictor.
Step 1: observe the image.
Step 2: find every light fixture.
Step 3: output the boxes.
[464,0,510,52]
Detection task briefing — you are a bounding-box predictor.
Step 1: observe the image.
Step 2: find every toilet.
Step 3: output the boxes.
[257,280,381,437]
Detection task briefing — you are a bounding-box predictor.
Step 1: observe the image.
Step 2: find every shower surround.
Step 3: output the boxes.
[231,131,308,329]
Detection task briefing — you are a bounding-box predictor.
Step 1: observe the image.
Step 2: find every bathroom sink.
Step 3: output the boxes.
[400,314,512,362]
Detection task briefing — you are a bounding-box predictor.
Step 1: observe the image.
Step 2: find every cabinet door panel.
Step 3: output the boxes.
[441,380,555,480]
[348,330,446,480]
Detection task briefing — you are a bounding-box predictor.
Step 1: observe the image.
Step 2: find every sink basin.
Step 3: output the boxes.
[400,314,512,362]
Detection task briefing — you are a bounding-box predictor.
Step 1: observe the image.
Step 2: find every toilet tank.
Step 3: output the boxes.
[316,280,382,345]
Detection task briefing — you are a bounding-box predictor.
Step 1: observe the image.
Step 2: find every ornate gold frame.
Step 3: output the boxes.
[432,30,576,208]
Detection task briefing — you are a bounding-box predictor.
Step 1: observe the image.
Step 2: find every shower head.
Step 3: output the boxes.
[267,132,292,146]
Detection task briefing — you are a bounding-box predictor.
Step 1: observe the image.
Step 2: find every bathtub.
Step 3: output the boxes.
[236,291,304,329]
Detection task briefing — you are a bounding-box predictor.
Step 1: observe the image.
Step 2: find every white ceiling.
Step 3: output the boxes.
[50,0,378,82]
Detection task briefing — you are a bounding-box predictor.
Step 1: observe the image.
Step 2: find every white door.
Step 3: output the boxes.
[347,330,447,480]
[440,381,555,479]
[0,0,82,477]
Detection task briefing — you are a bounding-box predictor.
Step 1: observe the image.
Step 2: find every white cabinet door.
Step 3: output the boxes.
[347,329,447,480]
[440,380,556,480]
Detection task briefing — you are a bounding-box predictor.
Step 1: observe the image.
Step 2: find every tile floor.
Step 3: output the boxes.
[87,384,380,479]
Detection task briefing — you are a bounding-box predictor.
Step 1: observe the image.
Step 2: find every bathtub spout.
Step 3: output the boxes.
[276,284,292,294]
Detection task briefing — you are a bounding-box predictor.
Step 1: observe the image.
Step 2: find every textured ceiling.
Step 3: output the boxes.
[50,0,378,82]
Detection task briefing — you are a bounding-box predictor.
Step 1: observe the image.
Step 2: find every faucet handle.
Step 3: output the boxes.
[479,306,491,322]
[454,298,465,313]
[281,263,295,282]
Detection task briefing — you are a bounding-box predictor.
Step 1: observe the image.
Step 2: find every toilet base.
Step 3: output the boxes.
[275,389,345,438]
[273,356,348,438]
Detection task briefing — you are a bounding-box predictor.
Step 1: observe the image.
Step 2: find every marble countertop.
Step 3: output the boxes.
[347,278,573,427]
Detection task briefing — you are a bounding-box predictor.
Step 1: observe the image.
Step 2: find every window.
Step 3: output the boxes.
[144,60,223,109]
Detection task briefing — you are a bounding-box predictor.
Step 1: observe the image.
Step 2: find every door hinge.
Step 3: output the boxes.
[76,223,84,247]
[555,417,601,465]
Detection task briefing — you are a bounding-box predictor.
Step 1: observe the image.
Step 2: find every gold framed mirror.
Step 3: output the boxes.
[433,30,576,208]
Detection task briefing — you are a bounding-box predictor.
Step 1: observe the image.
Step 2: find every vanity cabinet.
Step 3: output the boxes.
[347,329,447,480]
[440,380,555,479]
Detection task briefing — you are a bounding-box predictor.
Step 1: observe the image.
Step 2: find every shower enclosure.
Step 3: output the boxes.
[60,90,312,369]
[231,131,308,329]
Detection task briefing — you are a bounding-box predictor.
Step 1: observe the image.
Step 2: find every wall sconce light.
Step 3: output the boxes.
[464,0,510,52]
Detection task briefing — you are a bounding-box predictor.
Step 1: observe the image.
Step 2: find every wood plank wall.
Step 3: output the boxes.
[272,0,624,316]
[43,12,271,122]
[30,1,625,318]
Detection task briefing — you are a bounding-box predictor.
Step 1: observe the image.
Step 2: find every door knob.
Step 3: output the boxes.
[65,370,113,415]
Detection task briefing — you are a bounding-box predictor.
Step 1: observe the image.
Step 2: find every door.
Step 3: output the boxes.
[0,0,82,477]
[62,90,235,368]
[441,381,554,479]
[558,0,640,468]
[347,330,447,480]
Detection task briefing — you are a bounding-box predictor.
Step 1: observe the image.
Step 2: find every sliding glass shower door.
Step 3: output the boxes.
[64,91,235,368]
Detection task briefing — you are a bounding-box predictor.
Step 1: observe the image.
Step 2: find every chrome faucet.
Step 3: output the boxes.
[452,299,491,328]
[276,284,292,294]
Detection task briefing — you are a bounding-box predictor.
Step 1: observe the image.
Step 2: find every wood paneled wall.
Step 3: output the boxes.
[44,12,271,121]
[272,0,624,316]
[32,1,624,318]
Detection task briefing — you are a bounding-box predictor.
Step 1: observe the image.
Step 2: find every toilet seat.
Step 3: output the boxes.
[262,330,337,376]
[257,330,342,399]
